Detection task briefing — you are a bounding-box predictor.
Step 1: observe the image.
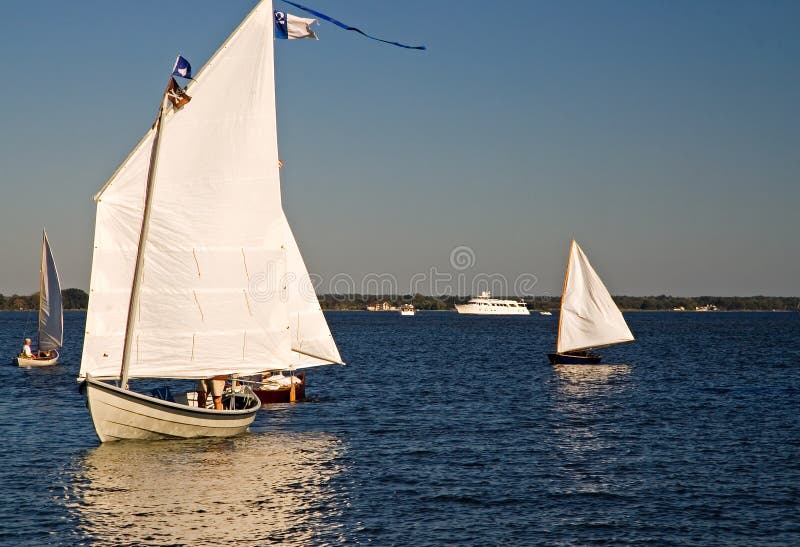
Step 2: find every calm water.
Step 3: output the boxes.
[1,310,798,546]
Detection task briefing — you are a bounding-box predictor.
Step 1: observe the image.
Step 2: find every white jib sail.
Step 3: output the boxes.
[80,0,293,379]
[39,230,63,351]
[282,211,344,369]
[557,241,634,354]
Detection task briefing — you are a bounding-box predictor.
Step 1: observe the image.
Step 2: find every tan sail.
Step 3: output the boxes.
[557,241,634,354]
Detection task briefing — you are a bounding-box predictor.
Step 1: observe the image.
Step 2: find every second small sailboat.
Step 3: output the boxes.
[17,230,63,367]
[548,240,634,364]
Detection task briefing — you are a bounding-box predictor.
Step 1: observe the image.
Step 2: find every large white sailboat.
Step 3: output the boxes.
[455,291,530,315]
[79,1,308,441]
[547,240,634,364]
[17,230,63,367]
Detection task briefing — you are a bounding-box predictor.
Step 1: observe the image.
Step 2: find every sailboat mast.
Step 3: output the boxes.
[119,88,171,388]
[38,231,46,348]
[555,240,575,353]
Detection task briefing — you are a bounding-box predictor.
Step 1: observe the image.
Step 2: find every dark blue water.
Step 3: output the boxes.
[1,311,798,545]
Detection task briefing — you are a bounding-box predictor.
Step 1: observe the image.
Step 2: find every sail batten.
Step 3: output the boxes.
[291,348,345,366]
[556,241,634,354]
[80,1,292,380]
[38,231,63,351]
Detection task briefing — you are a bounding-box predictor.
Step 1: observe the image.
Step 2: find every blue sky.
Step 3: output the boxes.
[0,0,798,296]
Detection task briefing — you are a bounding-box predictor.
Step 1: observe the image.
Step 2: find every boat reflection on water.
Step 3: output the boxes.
[552,364,632,397]
[547,364,634,498]
[65,432,346,545]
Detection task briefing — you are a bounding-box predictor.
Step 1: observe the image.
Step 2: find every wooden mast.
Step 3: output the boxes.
[119,85,171,389]
[555,239,575,354]
[37,231,46,350]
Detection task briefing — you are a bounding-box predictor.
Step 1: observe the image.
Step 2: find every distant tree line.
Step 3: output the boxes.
[611,295,799,311]
[319,293,469,311]
[2,290,796,312]
[318,293,800,312]
[0,288,89,311]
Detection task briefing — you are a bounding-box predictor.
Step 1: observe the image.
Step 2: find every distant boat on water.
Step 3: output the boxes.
[17,230,63,367]
[695,304,718,311]
[367,302,397,311]
[539,311,552,316]
[547,240,634,365]
[400,304,415,316]
[455,292,530,315]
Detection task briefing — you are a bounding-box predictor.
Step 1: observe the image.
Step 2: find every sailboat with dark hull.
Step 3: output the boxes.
[79,1,300,442]
[547,240,634,365]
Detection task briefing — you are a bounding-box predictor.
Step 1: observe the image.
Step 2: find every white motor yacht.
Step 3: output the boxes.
[454,292,530,315]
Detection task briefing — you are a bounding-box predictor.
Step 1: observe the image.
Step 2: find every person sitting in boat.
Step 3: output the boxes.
[197,375,226,410]
[20,338,34,359]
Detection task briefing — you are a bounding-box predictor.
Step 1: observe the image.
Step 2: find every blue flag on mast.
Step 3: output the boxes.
[172,55,192,79]
[280,0,426,50]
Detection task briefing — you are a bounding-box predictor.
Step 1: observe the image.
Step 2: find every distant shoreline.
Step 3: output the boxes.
[3,309,798,316]
[317,294,799,312]
[2,289,797,313]
[326,308,797,313]
[2,309,89,312]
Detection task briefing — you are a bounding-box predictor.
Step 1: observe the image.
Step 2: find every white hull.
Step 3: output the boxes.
[17,349,59,367]
[84,377,259,443]
[455,304,529,316]
[400,310,415,316]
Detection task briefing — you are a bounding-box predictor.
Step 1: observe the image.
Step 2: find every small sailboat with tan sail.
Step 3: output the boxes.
[547,240,634,365]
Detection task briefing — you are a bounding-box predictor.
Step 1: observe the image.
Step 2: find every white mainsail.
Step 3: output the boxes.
[556,241,634,354]
[38,230,63,351]
[80,1,292,380]
[282,212,344,369]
